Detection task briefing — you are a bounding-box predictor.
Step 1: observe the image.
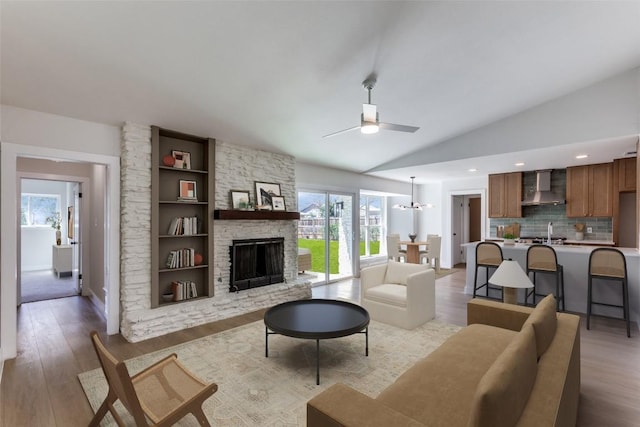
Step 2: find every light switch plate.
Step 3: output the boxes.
[587,227,593,233]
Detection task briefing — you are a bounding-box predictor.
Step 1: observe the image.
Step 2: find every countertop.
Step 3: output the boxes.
[462,241,640,257]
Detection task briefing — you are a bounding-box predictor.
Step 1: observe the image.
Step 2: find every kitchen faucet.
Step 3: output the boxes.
[547,222,553,245]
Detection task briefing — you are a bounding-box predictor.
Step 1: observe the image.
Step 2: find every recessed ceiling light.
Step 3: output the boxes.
[576,154,588,159]
[468,168,477,172]
[515,162,525,167]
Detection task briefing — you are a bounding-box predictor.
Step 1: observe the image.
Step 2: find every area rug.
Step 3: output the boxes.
[79,318,461,426]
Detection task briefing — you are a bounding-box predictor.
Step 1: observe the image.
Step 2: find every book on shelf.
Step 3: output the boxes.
[171,280,198,301]
[166,216,199,235]
[165,248,196,269]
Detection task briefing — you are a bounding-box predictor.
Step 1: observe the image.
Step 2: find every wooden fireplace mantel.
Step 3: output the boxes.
[213,210,301,220]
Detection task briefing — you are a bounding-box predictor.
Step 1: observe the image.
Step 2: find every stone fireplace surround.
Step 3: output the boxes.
[120,123,310,342]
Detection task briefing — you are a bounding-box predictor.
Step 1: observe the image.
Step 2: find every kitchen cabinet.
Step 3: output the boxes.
[488,172,522,218]
[615,157,636,192]
[566,163,613,217]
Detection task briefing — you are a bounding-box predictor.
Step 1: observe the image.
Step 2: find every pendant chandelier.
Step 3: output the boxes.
[393,176,423,210]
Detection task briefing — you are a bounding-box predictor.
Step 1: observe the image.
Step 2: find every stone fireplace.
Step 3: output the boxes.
[119,124,311,343]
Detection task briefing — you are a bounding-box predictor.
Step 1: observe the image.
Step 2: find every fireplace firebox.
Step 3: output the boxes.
[229,238,284,292]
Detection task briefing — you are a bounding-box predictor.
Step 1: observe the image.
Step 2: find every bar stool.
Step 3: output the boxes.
[473,242,504,301]
[525,245,565,311]
[587,248,630,337]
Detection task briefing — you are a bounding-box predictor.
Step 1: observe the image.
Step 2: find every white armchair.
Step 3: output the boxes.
[361,260,435,329]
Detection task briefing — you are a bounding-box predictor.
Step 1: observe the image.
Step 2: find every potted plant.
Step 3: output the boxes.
[574,223,585,241]
[46,212,62,245]
[502,232,517,245]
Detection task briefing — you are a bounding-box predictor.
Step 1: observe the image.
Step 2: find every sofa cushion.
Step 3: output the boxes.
[468,323,538,427]
[384,260,428,285]
[522,294,557,359]
[377,323,516,427]
[365,284,407,308]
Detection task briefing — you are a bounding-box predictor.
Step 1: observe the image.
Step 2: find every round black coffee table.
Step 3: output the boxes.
[264,299,370,385]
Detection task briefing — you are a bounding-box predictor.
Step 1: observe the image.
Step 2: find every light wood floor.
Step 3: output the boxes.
[2,267,639,426]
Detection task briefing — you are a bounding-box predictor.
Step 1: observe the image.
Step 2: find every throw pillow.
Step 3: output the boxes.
[468,323,538,427]
[384,260,428,285]
[522,294,557,359]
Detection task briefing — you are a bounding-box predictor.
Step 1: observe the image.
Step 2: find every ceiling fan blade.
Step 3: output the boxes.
[322,125,360,139]
[379,122,420,133]
[362,103,377,122]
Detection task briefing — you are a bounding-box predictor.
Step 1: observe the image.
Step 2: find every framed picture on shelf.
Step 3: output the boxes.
[254,181,281,209]
[179,180,197,200]
[230,190,251,209]
[171,150,191,169]
[271,196,286,211]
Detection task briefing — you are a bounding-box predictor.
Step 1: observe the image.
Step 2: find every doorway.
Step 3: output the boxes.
[297,191,355,285]
[448,190,485,268]
[1,142,121,360]
[19,179,83,303]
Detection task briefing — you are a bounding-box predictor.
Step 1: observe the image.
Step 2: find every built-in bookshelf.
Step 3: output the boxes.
[151,126,215,308]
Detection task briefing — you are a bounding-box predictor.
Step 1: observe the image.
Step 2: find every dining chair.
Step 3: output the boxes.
[89,331,218,426]
[419,235,441,272]
[387,233,407,262]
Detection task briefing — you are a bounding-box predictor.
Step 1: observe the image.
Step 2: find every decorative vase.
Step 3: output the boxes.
[194,253,203,266]
[503,238,515,245]
[162,154,176,167]
[55,229,62,245]
[409,233,417,243]
[575,231,584,241]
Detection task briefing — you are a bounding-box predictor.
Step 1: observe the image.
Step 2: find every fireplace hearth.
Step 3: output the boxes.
[229,238,285,292]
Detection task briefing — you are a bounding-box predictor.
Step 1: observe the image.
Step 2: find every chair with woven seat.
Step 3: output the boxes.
[89,331,218,426]
[525,244,565,311]
[587,248,630,337]
[473,242,504,301]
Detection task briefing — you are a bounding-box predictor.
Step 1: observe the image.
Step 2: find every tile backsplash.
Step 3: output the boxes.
[490,169,613,241]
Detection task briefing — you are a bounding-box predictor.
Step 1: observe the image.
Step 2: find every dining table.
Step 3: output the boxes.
[399,240,429,264]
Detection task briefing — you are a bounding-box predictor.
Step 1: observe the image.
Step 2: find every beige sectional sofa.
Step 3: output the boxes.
[307,295,580,427]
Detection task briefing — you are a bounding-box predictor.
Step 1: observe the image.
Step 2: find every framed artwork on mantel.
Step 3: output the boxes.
[255,181,281,210]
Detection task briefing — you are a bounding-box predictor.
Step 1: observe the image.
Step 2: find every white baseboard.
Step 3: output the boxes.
[89,289,106,320]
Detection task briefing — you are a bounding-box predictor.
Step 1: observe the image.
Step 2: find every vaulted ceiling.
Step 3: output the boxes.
[2,1,640,184]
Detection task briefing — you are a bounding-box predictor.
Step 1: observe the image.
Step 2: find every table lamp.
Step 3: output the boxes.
[489,260,534,304]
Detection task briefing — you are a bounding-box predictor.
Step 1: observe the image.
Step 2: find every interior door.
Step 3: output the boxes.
[70,184,82,293]
[452,196,464,265]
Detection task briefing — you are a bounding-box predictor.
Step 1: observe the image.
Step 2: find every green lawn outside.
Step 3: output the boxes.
[298,239,380,274]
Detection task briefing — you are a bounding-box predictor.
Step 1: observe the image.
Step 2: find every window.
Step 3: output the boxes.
[21,194,60,226]
[360,194,383,256]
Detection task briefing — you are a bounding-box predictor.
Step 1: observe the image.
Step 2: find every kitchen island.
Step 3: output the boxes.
[463,242,640,322]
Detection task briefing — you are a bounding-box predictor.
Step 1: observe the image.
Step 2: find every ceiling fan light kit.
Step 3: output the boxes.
[322,75,420,138]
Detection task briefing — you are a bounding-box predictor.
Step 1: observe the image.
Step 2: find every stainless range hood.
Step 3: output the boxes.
[521,170,565,206]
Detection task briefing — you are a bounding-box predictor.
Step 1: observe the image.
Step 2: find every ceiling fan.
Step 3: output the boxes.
[322,75,420,139]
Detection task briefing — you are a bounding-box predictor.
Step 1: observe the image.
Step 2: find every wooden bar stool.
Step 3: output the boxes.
[473,242,504,301]
[525,245,565,311]
[587,248,630,338]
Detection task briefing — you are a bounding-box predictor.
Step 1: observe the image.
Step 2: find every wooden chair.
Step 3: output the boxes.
[89,331,218,426]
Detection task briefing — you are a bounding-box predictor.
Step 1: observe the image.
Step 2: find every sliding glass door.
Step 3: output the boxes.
[298,191,354,285]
